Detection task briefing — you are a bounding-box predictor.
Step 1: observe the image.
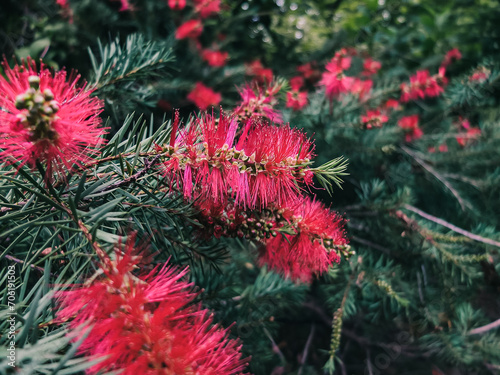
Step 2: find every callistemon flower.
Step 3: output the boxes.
[360,109,388,129]
[233,82,282,123]
[160,112,315,208]
[398,115,423,142]
[384,99,401,112]
[0,59,106,175]
[245,60,273,84]
[349,78,372,100]
[194,0,221,18]
[56,237,248,374]
[175,19,203,40]
[286,90,308,111]
[168,0,186,10]
[193,197,350,283]
[319,55,354,100]
[286,76,308,111]
[362,58,381,76]
[187,82,221,110]
[456,127,481,147]
[469,66,490,83]
[441,48,461,68]
[260,198,350,282]
[201,49,229,67]
[400,69,447,102]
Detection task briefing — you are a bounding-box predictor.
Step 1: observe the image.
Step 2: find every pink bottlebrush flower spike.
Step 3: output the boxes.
[194,0,221,18]
[233,82,282,123]
[0,58,106,176]
[187,82,221,110]
[201,49,229,67]
[260,198,350,283]
[361,109,388,129]
[398,115,423,142]
[161,111,316,209]
[175,19,203,40]
[56,234,249,374]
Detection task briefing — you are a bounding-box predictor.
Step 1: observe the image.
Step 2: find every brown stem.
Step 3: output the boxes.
[404,204,500,248]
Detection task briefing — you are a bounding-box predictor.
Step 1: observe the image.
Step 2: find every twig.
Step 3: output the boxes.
[339,359,347,375]
[263,327,286,365]
[366,349,374,375]
[469,318,500,335]
[404,204,500,248]
[401,145,471,211]
[92,154,162,195]
[298,324,316,375]
[4,254,47,274]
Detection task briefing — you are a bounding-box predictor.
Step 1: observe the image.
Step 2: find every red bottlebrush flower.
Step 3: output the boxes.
[398,115,423,142]
[469,66,490,83]
[289,76,304,91]
[458,117,471,130]
[441,48,461,68]
[111,0,132,11]
[259,198,349,283]
[193,197,349,283]
[201,49,229,67]
[168,0,186,10]
[456,127,481,147]
[319,53,355,100]
[56,236,249,375]
[233,82,282,123]
[175,19,203,40]
[439,143,449,153]
[362,58,381,76]
[187,82,221,110]
[245,60,273,83]
[286,90,308,111]
[162,112,315,208]
[400,69,446,102]
[384,99,401,111]
[194,0,221,18]
[319,69,354,99]
[56,0,74,21]
[0,58,106,176]
[360,110,388,129]
[297,62,320,81]
[349,78,372,100]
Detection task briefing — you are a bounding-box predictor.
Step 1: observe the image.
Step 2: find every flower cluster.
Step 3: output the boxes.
[286,76,308,111]
[170,0,221,19]
[0,59,106,175]
[441,48,462,69]
[319,49,375,101]
[233,82,282,123]
[56,236,248,375]
[245,60,273,84]
[360,110,388,130]
[400,68,448,102]
[362,58,382,76]
[194,197,350,283]
[398,115,423,142]
[187,82,222,110]
[156,110,349,282]
[455,117,482,147]
[170,0,227,102]
[319,49,355,99]
[161,112,313,208]
[469,66,490,83]
[200,48,229,67]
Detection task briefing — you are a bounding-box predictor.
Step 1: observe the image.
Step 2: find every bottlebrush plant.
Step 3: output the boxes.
[1,1,500,374]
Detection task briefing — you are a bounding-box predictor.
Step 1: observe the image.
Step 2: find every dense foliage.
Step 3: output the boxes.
[1,0,500,374]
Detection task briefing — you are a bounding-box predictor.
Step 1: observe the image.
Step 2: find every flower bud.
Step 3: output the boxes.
[28,75,41,88]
